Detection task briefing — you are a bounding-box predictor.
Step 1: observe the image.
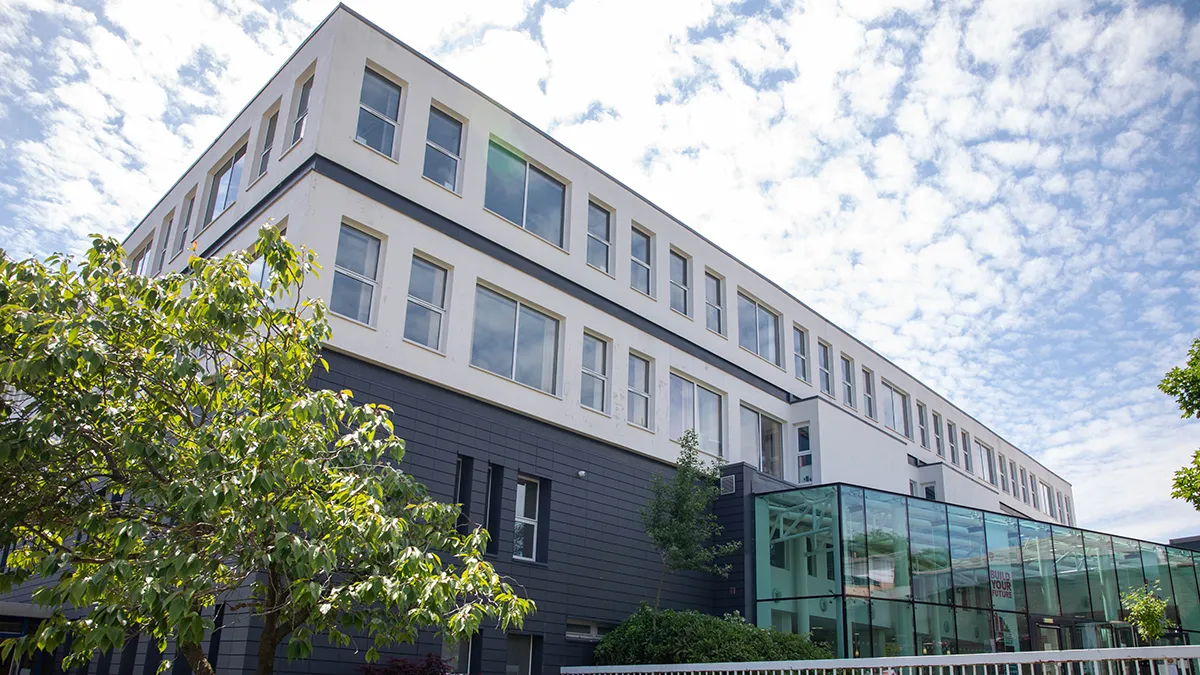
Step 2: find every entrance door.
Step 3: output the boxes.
[1036,625,1062,651]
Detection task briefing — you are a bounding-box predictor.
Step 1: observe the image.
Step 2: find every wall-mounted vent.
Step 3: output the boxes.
[719,474,736,496]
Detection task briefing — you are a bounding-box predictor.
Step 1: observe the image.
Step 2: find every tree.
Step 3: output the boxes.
[640,429,741,609]
[1120,583,1173,645]
[0,227,533,675]
[1160,337,1200,510]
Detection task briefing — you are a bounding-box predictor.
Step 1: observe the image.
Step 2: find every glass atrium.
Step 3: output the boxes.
[755,485,1200,657]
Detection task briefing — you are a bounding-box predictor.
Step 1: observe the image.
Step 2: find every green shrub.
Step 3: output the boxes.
[593,605,833,665]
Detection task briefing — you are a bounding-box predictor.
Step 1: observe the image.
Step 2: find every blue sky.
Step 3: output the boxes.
[1,0,1198,541]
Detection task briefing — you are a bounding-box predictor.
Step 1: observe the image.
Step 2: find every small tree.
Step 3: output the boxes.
[1121,583,1173,645]
[1160,337,1200,510]
[641,429,741,608]
[0,228,533,675]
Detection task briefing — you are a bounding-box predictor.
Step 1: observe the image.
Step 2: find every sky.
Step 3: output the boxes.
[0,0,1198,542]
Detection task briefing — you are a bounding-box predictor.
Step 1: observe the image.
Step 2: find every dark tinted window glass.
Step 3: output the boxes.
[524,166,565,247]
[427,108,462,154]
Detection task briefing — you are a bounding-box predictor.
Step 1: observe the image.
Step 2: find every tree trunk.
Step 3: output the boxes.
[177,642,214,675]
[654,560,667,611]
[256,610,279,675]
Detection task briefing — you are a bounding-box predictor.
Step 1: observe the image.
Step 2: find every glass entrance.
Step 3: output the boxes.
[1036,625,1062,651]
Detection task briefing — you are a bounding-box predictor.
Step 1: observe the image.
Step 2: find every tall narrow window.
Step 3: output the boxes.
[797,425,812,483]
[669,374,722,456]
[627,353,652,429]
[863,368,876,419]
[484,141,566,247]
[174,193,195,255]
[705,273,723,333]
[932,412,944,456]
[586,201,611,273]
[1056,489,1065,521]
[424,107,463,191]
[129,245,149,276]
[1009,460,1018,495]
[741,406,783,479]
[356,69,401,156]
[513,476,540,561]
[291,76,313,144]
[1030,473,1040,509]
[331,225,380,324]
[947,421,959,464]
[793,327,809,381]
[470,286,559,394]
[258,111,278,176]
[404,256,447,350]
[204,144,247,224]
[880,382,910,436]
[840,356,856,408]
[580,333,608,413]
[1020,468,1029,503]
[998,453,1009,493]
[630,227,652,295]
[669,251,689,315]
[737,294,780,365]
[817,342,833,395]
[156,212,173,274]
[917,403,928,447]
[1063,496,1073,525]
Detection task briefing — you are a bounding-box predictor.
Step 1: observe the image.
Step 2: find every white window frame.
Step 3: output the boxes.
[292,75,314,145]
[1009,460,1019,496]
[404,255,448,351]
[948,421,960,466]
[331,224,381,325]
[565,620,608,642]
[797,424,813,484]
[670,372,723,456]
[909,480,918,497]
[356,69,401,157]
[705,272,723,334]
[840,355,856,409]
[817,341,834,396]
[738,292,782,366]
[580,331,609,414]
[669,250,690,316]
[961,429,972,472]
[630,226,653,296]
[917,403,928,447]
[470,285,561,395]
[258,109,279,177]
[484,140,567,248]
[586,200,612,274]
[863,368,877,419]
[1030,473,1040,509]
[129,244,150,276]
[998,453,1009,493]
[424,105,465,192]
[174,192,195,256]
[514,475,540,562]
[793,326,809,382]
[1056,490,1066,523]
[1064,496,1073,525]
[1020,468,1030,503]
[627,352,653,430]
[932,412,944,457]
[742,404,784,478]
[880,380,911,437]
[204,143,247,225]
[155,211,174,274]
[976,437,996,485]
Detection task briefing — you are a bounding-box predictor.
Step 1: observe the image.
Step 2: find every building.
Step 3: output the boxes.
[3,4,1194,674]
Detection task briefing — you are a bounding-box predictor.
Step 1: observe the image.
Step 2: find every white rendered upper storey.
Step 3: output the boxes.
[119,5,1074,525]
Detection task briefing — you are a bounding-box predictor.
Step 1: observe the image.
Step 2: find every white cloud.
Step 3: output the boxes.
[1,0,1198,543]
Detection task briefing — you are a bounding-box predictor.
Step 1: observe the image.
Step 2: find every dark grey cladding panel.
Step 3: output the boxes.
[302,349,725,675]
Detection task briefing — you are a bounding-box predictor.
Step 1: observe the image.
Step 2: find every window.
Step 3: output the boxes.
[513,476,540,560]
[840,356,855,408]
[356,69,401,156]
[627,353,652,429]
[404,256,447,350]
[156,212,173,274]
[291,75,313,144]
[330,225,380,324]
[669,374,722,456]
[453,454,474,534]
[961,429,971,471]
[998,453,1009,493]
[1009,460,1018,495]
[909,480,919,497]
[174,193,195,255]
[742,406,783,478]
[863,368,876,419]
[630,227,652,295]
[586,201,611,273]
[506,634,534,675]
[580,333,608,413]
[1020,468,1029,503]
[258,111,278,177]
[793,327,809,381]
[923,483,937,501]
[975,437,995,485]
[1063,496,1073,525]
[565,621,610,641]
[441,635,474,675]
[424,106,463,191]
[484,141,566,247]
[483,464,504,554]
[880,382,910,436]
[669,251,690,315]
[1030,473,1040,509]
[932,412,944,456]
[817,342,833,395]
[705,273,723,333]
[797,425,812,483]
[470,286,559,394]
[129,244,149,276]
[204,144,247,224]
[948,421,960,465]
[1039,482,1055,517]
[917,403,928,447]
[1056,490,1065,523]
[738,293,781,365]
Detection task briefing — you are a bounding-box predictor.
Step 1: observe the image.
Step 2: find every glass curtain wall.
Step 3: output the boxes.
[756,484,1200,658]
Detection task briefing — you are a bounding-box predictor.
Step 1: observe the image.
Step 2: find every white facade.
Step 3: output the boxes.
[122,5,1074,525]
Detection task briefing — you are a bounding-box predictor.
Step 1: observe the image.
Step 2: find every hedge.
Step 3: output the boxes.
[592,605,833,665]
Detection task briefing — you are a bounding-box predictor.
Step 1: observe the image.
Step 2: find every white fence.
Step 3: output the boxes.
[561,646,1200,675]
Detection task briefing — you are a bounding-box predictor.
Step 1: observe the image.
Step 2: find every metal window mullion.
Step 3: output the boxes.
[335,265,377,287]
[360,102,396,125]
[427,139,461,162]
[520,160,531,228]
[408,294,445,315]
[509,298,523,381]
